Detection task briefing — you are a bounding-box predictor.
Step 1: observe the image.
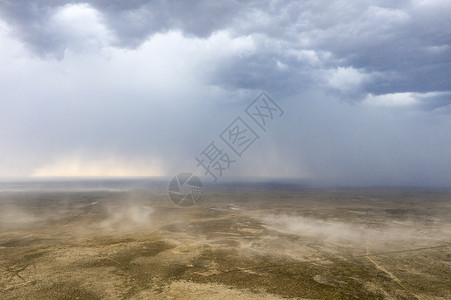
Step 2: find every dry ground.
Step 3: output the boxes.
[0,181,450,299]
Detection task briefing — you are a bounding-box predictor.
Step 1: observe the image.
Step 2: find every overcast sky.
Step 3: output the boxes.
[0,0,450,186]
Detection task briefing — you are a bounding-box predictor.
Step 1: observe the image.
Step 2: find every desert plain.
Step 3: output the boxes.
[0,179,450,299]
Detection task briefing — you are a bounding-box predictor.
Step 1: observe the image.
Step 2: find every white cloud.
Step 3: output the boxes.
[364,6,410,26]
[425,45,450,54]
[413,0,451,8]
[288,49,324,66]
[363,93,418,107]
[363,92,451,108]
[327,67,369,92]
[276,60,288,70]
[49,3,114,53]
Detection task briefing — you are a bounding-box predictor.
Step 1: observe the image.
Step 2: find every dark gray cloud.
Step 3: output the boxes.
[1,0,450,100]
[0,0,450,185]
[0,0,255,56]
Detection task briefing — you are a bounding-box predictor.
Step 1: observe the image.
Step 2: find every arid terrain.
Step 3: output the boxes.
[0,180,450,299]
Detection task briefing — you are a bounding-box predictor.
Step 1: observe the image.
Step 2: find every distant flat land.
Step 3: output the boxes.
[0,180,450,299]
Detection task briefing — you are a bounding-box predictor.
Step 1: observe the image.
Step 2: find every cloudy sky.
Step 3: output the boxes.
[0,0,450,186]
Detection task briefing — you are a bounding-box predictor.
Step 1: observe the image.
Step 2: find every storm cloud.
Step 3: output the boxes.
[0,0,450,185]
